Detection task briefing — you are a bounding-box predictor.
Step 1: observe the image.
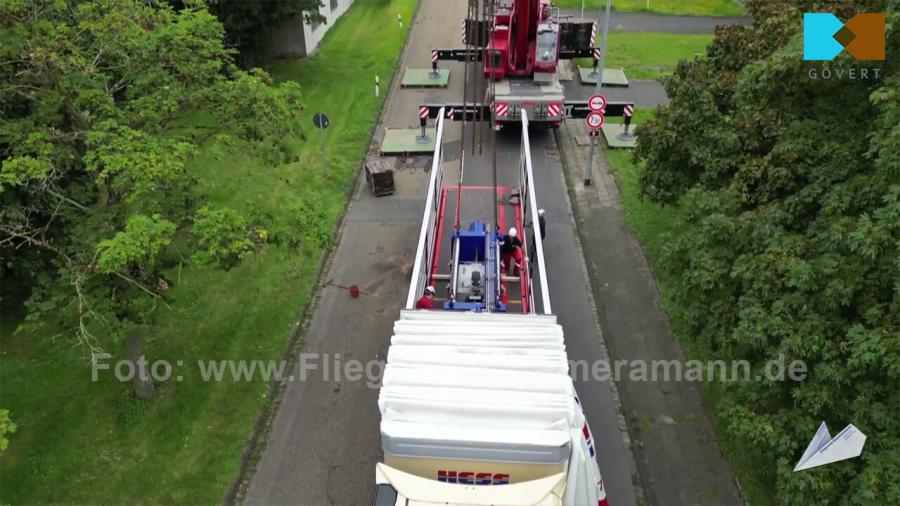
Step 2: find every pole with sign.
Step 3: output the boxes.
[313,112,330,173]
[585,0,612,187]
[618,104,635,141]
[416,106,431,144]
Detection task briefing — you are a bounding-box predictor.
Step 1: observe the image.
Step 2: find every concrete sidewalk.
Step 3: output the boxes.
[556,120,744,506]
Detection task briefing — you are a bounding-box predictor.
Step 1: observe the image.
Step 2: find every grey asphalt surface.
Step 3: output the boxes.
[564,77,670,108]
[559,8,751,33]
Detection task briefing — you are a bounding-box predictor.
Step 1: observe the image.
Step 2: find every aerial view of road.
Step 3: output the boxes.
[1,1,895,506]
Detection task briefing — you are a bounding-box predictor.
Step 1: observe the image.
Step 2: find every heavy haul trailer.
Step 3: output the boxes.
[428,0,619,127]
[372,110,609,506]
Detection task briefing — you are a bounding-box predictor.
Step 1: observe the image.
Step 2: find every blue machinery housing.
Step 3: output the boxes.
[443,221,507,312]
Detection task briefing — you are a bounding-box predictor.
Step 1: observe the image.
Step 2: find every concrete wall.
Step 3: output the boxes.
[267,0,356,58]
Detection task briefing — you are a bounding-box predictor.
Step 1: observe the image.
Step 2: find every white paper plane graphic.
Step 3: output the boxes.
[794,422,866,472]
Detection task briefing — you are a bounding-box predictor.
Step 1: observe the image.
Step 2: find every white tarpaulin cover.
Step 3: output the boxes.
[379,311,605,505]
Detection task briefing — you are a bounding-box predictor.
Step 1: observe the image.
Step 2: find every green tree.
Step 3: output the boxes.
[0,410,16,453]
[0,0,303,385]
[634,0,899,503]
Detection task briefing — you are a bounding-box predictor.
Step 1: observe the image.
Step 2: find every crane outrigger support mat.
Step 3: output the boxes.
[401,69,450,88]
[380,128,437,156]
[602,123,638,149]
[577,67,629,87]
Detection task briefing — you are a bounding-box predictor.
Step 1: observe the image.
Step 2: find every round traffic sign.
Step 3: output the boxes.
[313,112,330,129]
[586,111,605,129]
[588,94,607,113]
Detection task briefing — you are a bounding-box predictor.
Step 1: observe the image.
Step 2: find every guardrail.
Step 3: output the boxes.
[405,108,446,309]
[520,111,552,314]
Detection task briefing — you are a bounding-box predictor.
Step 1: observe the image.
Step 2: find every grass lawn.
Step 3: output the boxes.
[603,148,775,505]
[0,0,416,503]
[554,0,745,17]
[577,32,712,79]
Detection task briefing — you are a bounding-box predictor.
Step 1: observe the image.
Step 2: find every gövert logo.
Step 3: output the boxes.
[803,13,886,60]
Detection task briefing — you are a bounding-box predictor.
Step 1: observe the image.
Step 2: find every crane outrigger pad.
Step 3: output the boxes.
[602,124,638,149]
[577,67,629,87]
[380,128,437,156]
[401,69,450,88]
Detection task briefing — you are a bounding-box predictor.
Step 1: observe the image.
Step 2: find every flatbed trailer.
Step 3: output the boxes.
[374,110,609,506]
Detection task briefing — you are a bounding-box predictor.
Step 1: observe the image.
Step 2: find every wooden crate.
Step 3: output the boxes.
[365,158,395,197]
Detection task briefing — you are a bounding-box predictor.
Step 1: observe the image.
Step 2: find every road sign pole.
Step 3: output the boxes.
[320,127,327,173]
[585,0,612,187]
[313,112,330,173]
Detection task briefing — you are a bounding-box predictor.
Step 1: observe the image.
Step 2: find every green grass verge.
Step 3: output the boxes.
[577,32,712,80]
[0,0,416,503]
[554,0,745,17]
[603,148,775,506]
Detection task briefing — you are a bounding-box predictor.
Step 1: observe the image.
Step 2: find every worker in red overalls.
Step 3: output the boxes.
[500,227,524,275]
[415,285,436,309]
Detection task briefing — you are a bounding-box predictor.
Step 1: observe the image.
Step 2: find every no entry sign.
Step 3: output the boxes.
[586,111,605,129]
[588,94,607,113]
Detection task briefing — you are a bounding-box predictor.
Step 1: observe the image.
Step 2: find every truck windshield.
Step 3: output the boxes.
[536,29,558,63]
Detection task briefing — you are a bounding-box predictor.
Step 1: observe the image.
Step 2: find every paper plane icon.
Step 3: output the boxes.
[794,422,866,472]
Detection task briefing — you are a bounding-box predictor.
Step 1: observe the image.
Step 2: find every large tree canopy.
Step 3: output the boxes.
[635,0,898,503]
[1,0,303,362]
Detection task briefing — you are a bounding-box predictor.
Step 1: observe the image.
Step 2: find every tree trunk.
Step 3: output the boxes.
[124,334,155,399]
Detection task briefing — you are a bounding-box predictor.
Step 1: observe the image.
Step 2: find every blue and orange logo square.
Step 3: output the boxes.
[803,13,885,60]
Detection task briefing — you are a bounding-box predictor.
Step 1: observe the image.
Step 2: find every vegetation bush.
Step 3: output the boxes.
[634,1,899,503]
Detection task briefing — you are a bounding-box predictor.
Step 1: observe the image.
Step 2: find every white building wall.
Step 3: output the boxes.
[267,0,356,58]
[303,0,356,54]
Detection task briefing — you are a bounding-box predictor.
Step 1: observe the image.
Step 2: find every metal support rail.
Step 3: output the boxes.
[405,108,446,309]
[521,111,552,314]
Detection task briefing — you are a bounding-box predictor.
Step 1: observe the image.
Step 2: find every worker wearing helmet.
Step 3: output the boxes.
[500,227,524,275]
[415,285,436,310]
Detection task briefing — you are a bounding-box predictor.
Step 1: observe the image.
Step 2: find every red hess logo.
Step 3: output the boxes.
[437,470,510,485]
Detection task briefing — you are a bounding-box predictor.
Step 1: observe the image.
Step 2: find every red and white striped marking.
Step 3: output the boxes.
[431,50,438,63]
[623,104,634,117]
[419,106,429,119]
[590,23,597,46]
[547,103,562,117]
[446,108,455,118]
[494,102,508,117]
[593,47,601,60]
[461,20,467,42]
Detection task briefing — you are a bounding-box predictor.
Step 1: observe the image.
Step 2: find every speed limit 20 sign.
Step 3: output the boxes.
[586,111,605,129]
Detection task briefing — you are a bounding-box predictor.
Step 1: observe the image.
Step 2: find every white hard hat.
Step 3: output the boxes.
[425,285,435,294]
[508,227,517,237]
[538,208,546,216]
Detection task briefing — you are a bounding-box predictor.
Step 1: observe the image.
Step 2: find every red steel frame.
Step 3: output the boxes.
[429,185,529,311]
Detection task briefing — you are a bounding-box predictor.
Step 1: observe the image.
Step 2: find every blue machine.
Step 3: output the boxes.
[443,221,507,312]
